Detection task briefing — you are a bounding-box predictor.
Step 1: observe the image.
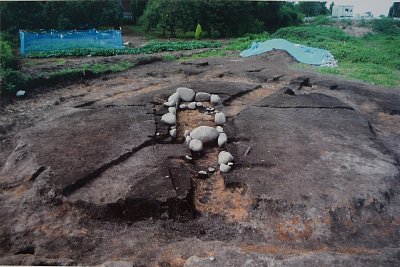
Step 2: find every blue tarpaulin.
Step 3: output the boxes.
[20,29,123,55]
[240,38,336,66]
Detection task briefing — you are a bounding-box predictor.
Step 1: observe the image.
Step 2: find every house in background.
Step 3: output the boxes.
[332,5,354,18]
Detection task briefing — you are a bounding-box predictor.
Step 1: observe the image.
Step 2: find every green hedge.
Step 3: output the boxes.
[1,33,21,94]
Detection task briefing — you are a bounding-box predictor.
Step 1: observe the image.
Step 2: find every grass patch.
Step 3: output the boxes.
[57,58,67,65]
[162,54,177,61]
[179,49,227,61]
[226,32,270,51]
[297,62,400,88]
[46,61,135,80]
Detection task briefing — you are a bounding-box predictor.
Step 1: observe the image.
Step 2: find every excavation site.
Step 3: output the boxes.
[1,1,400,265]
[1,52,400,266]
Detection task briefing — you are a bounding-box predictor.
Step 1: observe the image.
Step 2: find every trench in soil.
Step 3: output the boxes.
[176,103,252,222]
[68,84,280,222]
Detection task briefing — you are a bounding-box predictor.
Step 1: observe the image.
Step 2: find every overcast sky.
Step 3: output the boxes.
[294,0,397,16]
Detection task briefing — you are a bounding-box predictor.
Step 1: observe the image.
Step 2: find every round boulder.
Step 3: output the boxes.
[190,126,219,143]
[164,92,180,107]
[215,112,227,125]
[176,87,195,102]
[218,133,228,147]
[219,163,231,173]
[195,92,211,102]
[189,139,203,152]
[161,113,176,125]
[169,129,177,137]
[218,151,234,165]
[210,94,221,105]
[188,102,197,110]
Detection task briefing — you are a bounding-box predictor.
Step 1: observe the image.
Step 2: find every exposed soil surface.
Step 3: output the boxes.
[1,51,400,266]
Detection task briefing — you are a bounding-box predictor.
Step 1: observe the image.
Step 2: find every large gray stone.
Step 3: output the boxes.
[218,151,234,165]
[161,113,176,125]
[189,139,203,152]
[195,92,211,102]
[164,92,180,107]
[215,112,226,125]
[210,94,221,105]
[189,126,219,143]
[219,163,231,173]
[176,87,195,102]
[218,133,228,147]
[169,129,177,137]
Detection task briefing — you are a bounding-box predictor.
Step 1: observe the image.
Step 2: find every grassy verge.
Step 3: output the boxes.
[2,61,137,96]
[178,32,270,61]
[216,21,399,88]
[296,62,400,88]
[272,26,400,87]
[179,49,228,61]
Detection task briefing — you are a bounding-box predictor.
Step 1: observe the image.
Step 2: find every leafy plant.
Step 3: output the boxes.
[162,54,176,61]
[195,23,202,40]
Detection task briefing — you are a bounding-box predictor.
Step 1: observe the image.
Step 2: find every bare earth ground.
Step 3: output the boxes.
[1,51,400,266]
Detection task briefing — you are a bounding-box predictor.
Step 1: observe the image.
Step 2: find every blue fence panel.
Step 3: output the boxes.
[20,29,123,55]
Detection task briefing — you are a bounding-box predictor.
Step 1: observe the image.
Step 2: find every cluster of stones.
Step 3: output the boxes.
[161,87,234,173]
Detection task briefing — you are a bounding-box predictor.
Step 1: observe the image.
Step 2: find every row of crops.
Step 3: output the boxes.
[27,40,222,58]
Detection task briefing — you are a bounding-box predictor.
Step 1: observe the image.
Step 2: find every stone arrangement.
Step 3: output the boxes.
[162,87,234,173]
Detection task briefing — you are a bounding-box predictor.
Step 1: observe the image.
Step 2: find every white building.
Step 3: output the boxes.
[332,5,354,18]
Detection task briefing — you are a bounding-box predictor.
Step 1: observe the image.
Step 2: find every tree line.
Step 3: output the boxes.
[0,1,124,33]
[139,0,305,37]
[0,0,333,37]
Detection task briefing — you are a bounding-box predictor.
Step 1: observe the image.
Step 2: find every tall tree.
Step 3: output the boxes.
[389,2,400,18]
[298,1,329,17]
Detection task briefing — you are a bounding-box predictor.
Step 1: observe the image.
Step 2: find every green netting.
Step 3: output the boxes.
[20,29,123,55]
